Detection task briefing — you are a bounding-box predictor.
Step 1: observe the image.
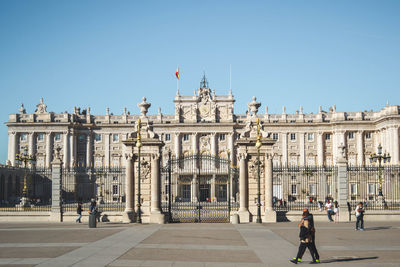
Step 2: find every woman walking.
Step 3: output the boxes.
[334,201,339,223]
[76,203,83,223]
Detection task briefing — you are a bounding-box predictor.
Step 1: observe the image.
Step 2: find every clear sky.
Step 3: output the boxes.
[1,0,399,164]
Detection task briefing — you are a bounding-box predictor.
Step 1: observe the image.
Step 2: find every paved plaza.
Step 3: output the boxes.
[0,220,399,267]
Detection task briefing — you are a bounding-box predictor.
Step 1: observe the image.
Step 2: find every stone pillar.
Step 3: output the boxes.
[238,153,250,223]
[356,131,364,166]
[281,132,288,166]
[28,132,35,158]
[299,132,305,165]
[63,131,69,169]
[123,154,134,222]
[86,133,92,168]
[192,132,198,154]
[333,131,345,165]
[104,133,110,168]
[150,154,165,224]
[211,174,216,201]
[228,133,235,163]
[45,132,53,168]
[263,154,276,222]
[49,151,63,222]
[337,157,349,222]
[317,132,324,166]
[192,175,198,202]
[174,133,181,158]
[211,133,217,155]
[393,127,399,165]
[69,132,76,168]
[8,132,17,166]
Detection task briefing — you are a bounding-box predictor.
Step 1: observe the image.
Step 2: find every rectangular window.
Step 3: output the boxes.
[326,184,332,195]
[95,133,102,142]
[368,183,376,195]
[272,133,279,140]
[291,184,297,195]
[290,133,296,141]
[219,134,226,141]
[307,133,314,141]
[112,134,119,142]
[183,185,191,200]
[309,184,316,195]
[79,135,85,143]
[350,184,358,195]
[325,133,331,140]
[348,132,354,139]
[20,133,27,141]
[183,134,190,141]
[55,133,61,141]
[365,132,372,139]
[37,133,44,141]
[112,185,118,195]
[165,134,171,141]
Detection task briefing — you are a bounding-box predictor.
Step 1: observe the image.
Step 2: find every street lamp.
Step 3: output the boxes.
[15,146,36,207]
[136,119,142,223]
[369,144,391,199]
[255,118,262,223]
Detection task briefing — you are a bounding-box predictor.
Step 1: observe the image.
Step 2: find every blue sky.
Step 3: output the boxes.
[1,1,399,163]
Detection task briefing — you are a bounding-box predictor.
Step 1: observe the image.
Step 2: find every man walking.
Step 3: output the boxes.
[303,208,320,263]
[76,203,83,223]
[355,202,365,231]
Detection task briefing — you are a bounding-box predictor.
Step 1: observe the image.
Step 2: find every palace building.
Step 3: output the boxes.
[6,75,400,169]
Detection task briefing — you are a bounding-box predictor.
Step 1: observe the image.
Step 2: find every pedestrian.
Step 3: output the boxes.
[355,202,365,231]
[324,199,334,222]
[303,208,320,263]
[318,201,323,212]
[76,203,83,223]
[290,210,318,264]
[334,201,339,223]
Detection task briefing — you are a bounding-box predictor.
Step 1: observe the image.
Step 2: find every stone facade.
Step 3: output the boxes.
[6,77,400,169]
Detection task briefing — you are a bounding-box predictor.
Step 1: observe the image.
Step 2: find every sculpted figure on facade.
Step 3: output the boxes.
[35,98,48,114]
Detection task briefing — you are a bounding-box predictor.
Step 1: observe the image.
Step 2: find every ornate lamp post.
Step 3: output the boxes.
[369,144,391,200]
[255,118,262,223]
[15,146,36,207]
[136,119,142,223]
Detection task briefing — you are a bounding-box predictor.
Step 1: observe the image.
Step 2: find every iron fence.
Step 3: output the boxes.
[347,165,400,210]
[0,167,52,211]
[273,166,337,211]
[61,167,125,212]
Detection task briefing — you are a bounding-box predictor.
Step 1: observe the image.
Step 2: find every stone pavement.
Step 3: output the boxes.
[0,221,399,266]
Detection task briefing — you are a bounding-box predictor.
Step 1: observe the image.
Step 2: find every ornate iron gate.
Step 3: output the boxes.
[161,154,239,223]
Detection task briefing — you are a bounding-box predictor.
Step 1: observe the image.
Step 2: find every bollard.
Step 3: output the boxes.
[89,213,97,228]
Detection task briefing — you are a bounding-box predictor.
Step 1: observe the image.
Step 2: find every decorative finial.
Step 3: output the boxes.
[265,106,268,115]
[106,107,110,115]
[282,106,286,114]
[300,106,303,114]
[138,97,151,117]
[123,107,127,115]
[319,106,322,113]
[248,96,261,116]
[200,73,209,88]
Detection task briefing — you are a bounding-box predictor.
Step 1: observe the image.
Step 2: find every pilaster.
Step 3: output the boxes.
[123,153,135,222]
[263,154,276,222]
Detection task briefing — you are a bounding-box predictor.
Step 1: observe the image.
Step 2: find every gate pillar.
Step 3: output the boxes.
[123,154,135,223]
[336,147,349,222]
[238,153,250,223]
[150,153,164,224]
[264,154,276,222]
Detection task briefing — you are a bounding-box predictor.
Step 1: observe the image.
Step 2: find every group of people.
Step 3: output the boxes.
[76,199,101,223]
[290,202,366,264]
[323,199,339,222]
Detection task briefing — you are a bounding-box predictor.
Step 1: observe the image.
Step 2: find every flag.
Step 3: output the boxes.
[176,67,179,80]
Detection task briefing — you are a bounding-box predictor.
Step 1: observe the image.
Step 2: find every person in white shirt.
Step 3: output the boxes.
[355,202,365,230]
[333,201,339,223]
[324,200,334,222]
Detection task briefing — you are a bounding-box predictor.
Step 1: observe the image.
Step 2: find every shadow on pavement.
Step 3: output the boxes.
[364,226,392,231]
[321,256,378,263]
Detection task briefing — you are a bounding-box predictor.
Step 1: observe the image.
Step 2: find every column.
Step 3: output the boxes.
[192,132,198,154]
[264,154,276,222]
[211,133,217,156]
[63,131,70,168]
[105,133,110,168]
[8,132,17,166]
[211,175,216,201]
[174,133,181,158]
[393,127,399,164]
[46,132,53,168]
[123,154,134,222]
[86,133,92,168]
[281,132,288,166]
[50,154,62,222]
[337,158,349,222]
[356,131,364,166]
[192,175,198,201]
[228,133,235,163]
[238,153,250,222]
[317,132,324,166]
[299,132,305,165]
[69,132,76,168]
[333,131,345,165]
[28,132,35,157]
[150,153,164,223]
